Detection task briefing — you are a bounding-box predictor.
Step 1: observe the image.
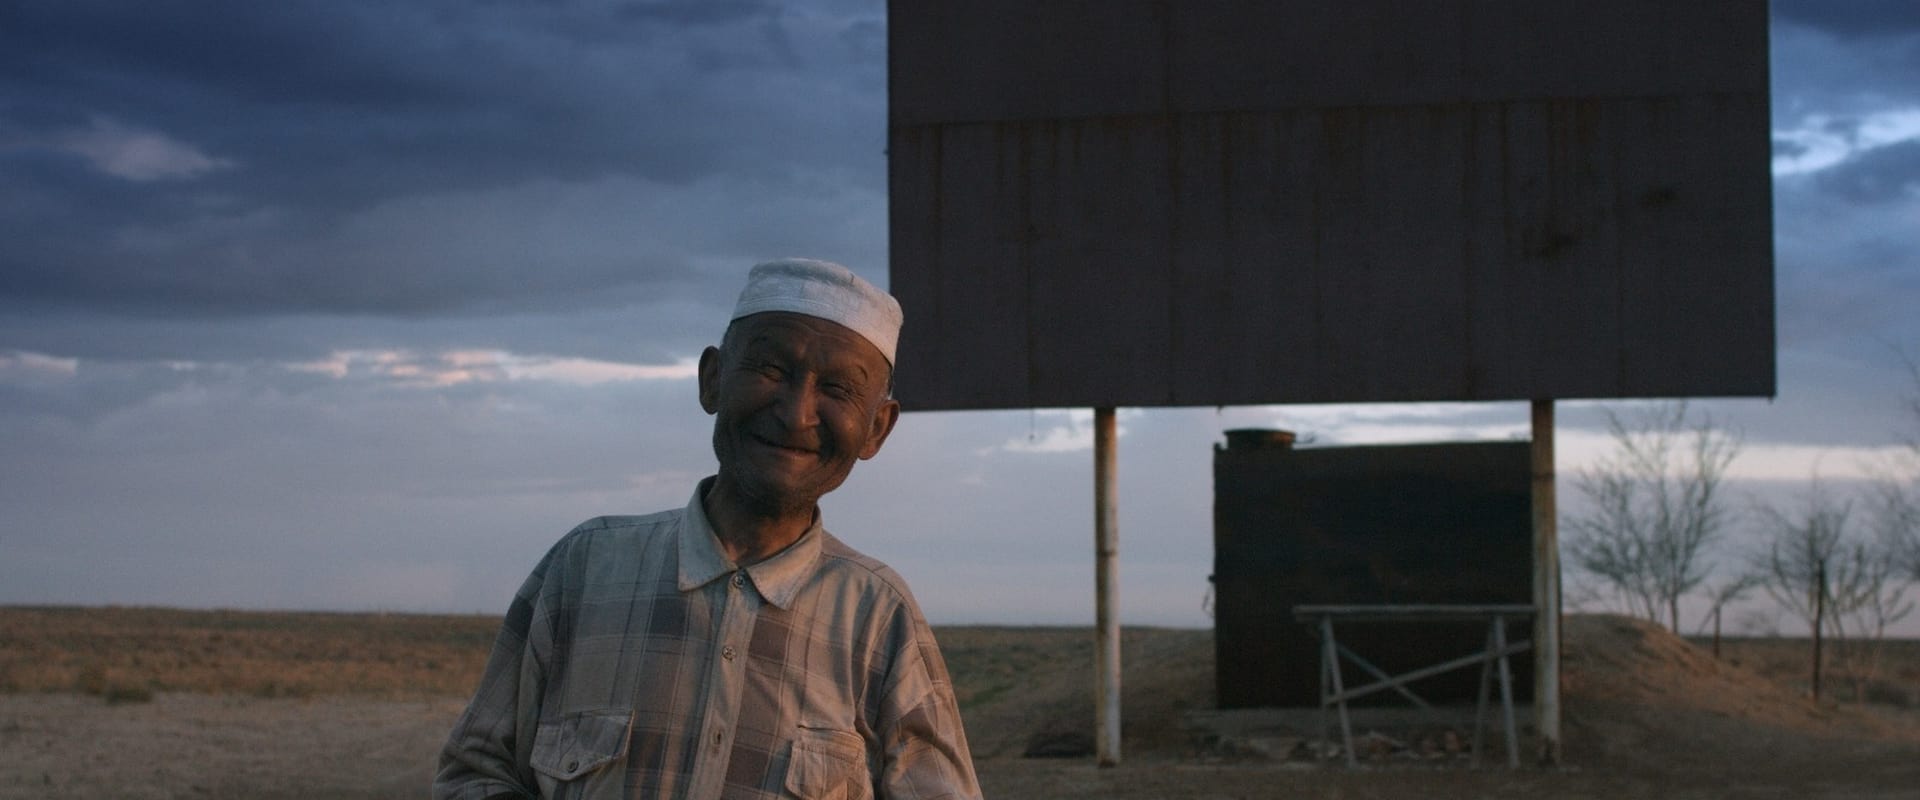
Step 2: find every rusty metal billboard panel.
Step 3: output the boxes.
[888,0,1774,411]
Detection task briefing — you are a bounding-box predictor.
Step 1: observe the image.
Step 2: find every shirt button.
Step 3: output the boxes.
[731,573,746,588]
[722,645,736,661]
[566,760,579,772]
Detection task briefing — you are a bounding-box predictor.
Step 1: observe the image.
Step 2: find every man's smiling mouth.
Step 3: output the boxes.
[753,434,817,455]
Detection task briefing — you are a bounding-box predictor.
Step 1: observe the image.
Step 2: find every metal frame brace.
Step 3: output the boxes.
[1292,604,1536,768]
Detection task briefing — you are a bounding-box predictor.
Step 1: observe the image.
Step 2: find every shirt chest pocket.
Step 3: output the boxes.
[784,725,871,800]
[530,708,634,797]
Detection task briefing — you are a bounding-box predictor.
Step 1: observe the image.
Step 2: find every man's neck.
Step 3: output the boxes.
[701,480,815,566]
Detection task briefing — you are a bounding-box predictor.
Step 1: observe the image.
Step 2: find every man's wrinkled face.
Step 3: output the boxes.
[699,312,900,517]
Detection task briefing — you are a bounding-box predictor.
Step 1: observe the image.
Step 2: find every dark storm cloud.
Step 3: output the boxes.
[1815,138,1920,204]
[1774,0,1920,38]
[1767,5,1920,375]
[1770,9,1920,123]
[617,0,778,27]
[0,0,887,320]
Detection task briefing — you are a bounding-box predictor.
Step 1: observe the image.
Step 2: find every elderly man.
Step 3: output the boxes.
[435,259,980,800]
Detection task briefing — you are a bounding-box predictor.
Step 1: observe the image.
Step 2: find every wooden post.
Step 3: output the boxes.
[1531,399,1562,765]
[1093,407,1121,766]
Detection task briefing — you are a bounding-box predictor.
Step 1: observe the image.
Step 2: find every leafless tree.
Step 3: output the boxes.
[1754,478,1915,700]
[1840,354,1920,698]
[1566,401,1741,632]
[1755,480,1851,631]
[1754,479,1850,698]
[1866,353,1920,581]
[1694,574,1763,657]
[1825,535,1915,699]
[1868,478,1920,579]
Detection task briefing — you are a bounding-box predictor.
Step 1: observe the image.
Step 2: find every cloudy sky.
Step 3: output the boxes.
[3,1,1917,634]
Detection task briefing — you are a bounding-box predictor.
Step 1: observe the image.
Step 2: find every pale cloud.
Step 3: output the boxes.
[496,353,700,384]
[1553,427,1912,482]
[984,409,1140,454]
[1728,442,1916,481]
[284,350,410,380]
[1231,401,1531,446]
[50,116,235,181]
[1773,107,1920,176]
[1320,422,1530,445]
[285,349,697,387]
[0,350,80,380]
[995,424,1098,454]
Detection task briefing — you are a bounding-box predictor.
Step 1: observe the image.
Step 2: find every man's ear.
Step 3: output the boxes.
[697,346,722,414]
[857,398,901,460]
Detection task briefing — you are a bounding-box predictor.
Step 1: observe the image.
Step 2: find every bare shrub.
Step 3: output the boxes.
[1754,478,1916,701]
[1567,401,1741,632]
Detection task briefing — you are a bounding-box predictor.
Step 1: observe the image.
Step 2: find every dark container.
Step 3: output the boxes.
[1212,433,1534,708]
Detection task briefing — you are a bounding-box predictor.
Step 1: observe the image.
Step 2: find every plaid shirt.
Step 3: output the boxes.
[435,480,981,800]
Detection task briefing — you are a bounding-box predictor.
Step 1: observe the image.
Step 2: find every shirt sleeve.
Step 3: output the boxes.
[432,545,559,800]
[872,602,983,800]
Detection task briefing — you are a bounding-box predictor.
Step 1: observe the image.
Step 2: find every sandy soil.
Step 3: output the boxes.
[2,613,1917,799]
[0,693,462,799]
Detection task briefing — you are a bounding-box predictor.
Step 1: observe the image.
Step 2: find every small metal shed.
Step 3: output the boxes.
[1213,432,1534,708]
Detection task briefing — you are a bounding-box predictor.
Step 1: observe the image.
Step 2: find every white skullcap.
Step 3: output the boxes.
[730,258,903,365]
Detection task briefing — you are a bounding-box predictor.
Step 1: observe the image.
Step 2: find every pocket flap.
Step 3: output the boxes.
[785,726,869,799]
[530,708,635,781]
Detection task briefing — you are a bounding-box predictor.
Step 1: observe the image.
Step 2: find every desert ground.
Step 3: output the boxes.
[2,606,1917,799]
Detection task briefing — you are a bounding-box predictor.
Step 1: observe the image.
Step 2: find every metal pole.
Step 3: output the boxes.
[1494,617,1520,769]
[1531,399,1562,765]
[1093,406,1122,766]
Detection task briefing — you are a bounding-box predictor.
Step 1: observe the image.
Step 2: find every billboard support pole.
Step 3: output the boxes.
[1094,406,1122,766]
[1531,399,1562,764]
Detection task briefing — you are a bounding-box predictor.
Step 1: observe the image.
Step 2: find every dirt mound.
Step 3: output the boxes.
[1564,614,1877,731]
[942,616,1920,765]
[937,626,1213,759]
[1560,614,1920,774]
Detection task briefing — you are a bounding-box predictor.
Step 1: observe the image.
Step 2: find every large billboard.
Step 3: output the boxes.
[888,0,1774,410]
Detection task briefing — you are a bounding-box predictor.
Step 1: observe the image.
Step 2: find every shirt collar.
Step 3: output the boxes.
[676,477,824,611]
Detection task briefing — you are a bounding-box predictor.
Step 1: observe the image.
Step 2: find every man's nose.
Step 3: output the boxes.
[772,378,821,429]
